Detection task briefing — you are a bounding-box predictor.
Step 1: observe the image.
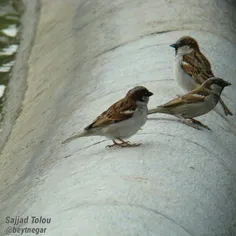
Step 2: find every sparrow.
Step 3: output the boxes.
[62,86,153,148]
[170,36,232,116]
[148,77,231,130]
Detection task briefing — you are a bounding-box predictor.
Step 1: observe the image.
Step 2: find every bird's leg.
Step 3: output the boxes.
[190,118,211,131]
[118,138,141,147]
[106,140,122,148]
[219,98,233,116]
[179,118,202,130]
[118,138,131,145]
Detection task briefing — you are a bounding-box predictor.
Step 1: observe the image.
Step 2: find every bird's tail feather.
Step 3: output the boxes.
[148,106,168,115]
[62,131,91,144]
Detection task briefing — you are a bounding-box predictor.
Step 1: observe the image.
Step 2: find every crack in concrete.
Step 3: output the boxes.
[93,30,174,60]
[60,202,193,235]
[64,139,107,158]
[140,130,234,175]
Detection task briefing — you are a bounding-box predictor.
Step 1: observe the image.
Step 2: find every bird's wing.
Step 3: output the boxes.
[183,85,213,97]
[161,93,205,108]
[182,50,214,84]
[85,98,136,130]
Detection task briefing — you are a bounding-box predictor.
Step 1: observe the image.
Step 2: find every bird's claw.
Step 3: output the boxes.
[180,118,211,131]
[120,142,141,147]
[191,119,211,131]
[106,140,141,148]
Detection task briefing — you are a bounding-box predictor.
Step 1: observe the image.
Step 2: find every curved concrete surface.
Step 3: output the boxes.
[0,0,236,235]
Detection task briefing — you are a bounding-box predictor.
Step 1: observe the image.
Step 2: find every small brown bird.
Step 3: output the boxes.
[62,86,153,148]
[148,77,231,130]
[170,36,232,116]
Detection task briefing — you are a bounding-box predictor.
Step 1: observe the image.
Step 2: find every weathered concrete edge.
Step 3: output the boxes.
[0,0,40,151]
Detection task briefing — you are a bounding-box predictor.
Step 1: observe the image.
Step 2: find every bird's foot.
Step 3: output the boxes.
[191,118,211,131]
[181,119,202,130]
[224,107,233,116]
[106,139,142,148]
[106,140,121,148]
[180,118,211,131]
[106,141,141,148]
[118,139,141,148]
[119,142,142,148]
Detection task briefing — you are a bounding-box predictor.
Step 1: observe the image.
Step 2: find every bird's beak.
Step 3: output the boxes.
[148,91,153,97]
[170,43,178,49]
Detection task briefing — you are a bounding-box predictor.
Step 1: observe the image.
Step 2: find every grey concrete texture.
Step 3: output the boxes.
[0,0,236,235]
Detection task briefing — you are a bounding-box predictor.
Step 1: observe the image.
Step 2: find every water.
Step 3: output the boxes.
[0,0,20,121]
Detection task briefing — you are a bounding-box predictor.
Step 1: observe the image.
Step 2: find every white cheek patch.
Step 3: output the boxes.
[142,96,149,103]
